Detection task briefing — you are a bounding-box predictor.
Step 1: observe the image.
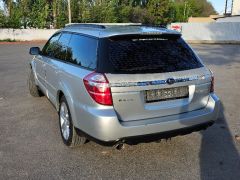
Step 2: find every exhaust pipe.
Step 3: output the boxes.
[114,141,125,150]
[115,143,124,150]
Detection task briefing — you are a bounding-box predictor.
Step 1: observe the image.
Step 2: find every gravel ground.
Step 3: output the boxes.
[0,43,239,180]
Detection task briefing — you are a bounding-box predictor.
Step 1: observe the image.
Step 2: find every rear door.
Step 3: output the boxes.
[45,32,71,104]
[101,36,212,121]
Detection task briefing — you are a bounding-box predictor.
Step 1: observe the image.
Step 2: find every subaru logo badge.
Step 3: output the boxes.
[166,78,175,85]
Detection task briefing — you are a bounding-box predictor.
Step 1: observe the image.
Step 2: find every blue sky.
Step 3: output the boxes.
[209,0,226,14]
[0,0,226,15]
[0,0,3,10]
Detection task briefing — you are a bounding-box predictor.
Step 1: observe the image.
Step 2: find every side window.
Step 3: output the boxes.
[66,34,98,69]
[41,33,61,57]
[54,33,71,61]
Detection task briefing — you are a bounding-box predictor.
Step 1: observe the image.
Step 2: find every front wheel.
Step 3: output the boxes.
[59,96,87,147]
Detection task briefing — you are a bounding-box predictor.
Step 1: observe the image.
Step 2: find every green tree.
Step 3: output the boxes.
[29,0,49,28]
[171,0,217,22]
[54,0,68,28]
[0,0,218,28]
[90,0,118,22]
[71,0,81,23]
[2,0,13,16]
[19,0,30,28]
[5,2,22,28]
[118,4,132,22]
[147,0,173,25]
[0,9,6,27]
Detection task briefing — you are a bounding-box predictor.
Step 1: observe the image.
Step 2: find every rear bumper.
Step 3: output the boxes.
[77,120,214,146]
[75,93,220,144]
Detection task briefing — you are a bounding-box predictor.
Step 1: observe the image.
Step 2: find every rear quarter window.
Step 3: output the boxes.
[101,37,203,74]
[66,34,98,70]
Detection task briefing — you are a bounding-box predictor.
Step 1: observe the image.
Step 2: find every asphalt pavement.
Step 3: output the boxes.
[0,43,239,180]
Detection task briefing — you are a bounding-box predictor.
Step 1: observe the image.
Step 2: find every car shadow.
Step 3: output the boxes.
[199,102,240,179]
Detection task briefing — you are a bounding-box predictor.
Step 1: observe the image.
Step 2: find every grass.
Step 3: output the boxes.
[0,38,17,42]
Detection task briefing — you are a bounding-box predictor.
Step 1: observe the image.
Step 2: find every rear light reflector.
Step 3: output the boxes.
[83,72,113,106]
[210,76,214,93]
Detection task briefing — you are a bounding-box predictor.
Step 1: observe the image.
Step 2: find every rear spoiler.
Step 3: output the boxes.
[109,33,182,41]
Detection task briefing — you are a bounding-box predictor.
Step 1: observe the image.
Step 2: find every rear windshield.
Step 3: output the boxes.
[99,36,203,74]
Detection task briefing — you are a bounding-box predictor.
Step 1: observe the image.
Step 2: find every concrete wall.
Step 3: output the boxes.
[170,22,240,43]
[216,16,240,22]
[0,29,58,41]
[1,23,240,43]
[188,17,215,23]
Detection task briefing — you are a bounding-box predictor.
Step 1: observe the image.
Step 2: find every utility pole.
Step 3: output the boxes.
[225,0,234,15]
[231,0,234,15]
[68,0,72,23]
[225,0,228,15]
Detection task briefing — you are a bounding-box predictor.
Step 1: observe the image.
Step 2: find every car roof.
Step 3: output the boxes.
[60,23,181,38]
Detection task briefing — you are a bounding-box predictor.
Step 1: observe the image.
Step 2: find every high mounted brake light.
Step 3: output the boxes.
[83,72,113,106]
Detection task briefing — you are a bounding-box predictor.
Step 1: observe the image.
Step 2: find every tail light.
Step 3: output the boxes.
[210,76,214,93]
[83,72,113,106]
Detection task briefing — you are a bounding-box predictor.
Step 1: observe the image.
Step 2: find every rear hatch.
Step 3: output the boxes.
[98,34,212,122]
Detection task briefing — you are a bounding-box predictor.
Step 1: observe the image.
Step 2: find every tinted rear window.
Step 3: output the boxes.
[104,37,202,74]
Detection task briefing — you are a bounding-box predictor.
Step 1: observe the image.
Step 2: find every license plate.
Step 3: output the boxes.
[145,86,189,102]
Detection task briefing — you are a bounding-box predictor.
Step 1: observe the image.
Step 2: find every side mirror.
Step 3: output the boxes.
[29,47,40,55]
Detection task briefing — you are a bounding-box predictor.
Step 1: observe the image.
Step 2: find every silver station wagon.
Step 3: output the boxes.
[28,24,220,148]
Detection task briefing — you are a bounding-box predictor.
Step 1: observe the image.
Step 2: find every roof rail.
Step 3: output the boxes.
[65,23,106,29]
[65,23,142,29]
[89,23,142,26]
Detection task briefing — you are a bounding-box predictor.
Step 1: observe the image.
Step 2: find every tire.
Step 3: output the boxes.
[59,96,87,147]
[28,69,42,97]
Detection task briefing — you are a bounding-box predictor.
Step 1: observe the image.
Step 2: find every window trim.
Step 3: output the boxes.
[41,31,99,71]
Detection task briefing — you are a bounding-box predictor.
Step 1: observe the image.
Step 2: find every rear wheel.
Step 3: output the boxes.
[28,69,42,97]
[59,96,87,147]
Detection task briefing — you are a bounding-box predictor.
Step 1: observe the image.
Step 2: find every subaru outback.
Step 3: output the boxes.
[28,24,220,147]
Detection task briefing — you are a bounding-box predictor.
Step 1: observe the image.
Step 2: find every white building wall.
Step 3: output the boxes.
[170,22,240,43]
[232,0,240,15]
